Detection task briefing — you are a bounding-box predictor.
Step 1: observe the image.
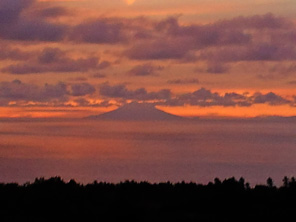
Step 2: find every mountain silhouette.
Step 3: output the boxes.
[87,102,184,121]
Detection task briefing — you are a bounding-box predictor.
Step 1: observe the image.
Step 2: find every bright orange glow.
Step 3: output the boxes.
[158,104,296,118]
[0,107,116,119]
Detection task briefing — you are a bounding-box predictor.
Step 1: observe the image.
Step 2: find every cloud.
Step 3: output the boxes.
[99,82,171,101]
[0,0,66,42]
[173,88,241,107]
[269,63,296,75]
[167,78,199,84]
[124,39,194,60]
[71,83,96,97]
[0,0,33,25]
[1,47,103,74]
[92,73,106,78]
[164,88,292,107]
[252,92,290,106]
[73,98,111,107]
[288,80,296,85]
[33,6,69,18]
[213,13,292,30]
[2,1,296,73]
[122,12,296,77]
[0,80,294,108]
[70,19,127,44]
[98,83,295,108]
[0,80,96,106]
[0,44,34,60]
[128,63,163,76]
[200,44,296,63]
[0,80,68,105]
[97,61,111,70]
[206,62,230,74]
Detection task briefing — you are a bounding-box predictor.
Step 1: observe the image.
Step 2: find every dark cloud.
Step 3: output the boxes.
[206,62,230,74]
[4,20,66,42]
[213,13,292,30]
[128,63,163,76]
[167,78,199,84]
[269,63,296,75]
[156,17,251,46]
[123,13,296,73]
[124,39,193,60]
[99,82,171,101]
[1,2,296,72]
[93,73,106,78]
[0,80,97,106]
[71,83,96,97]
[0,80,68,105]
[288,80,296,85]
[70,19,127,44]
[200,44,296,63]
[0,45,33,60]
[164,88,292,107]
[0,80,294,108]
[252,92,290,105]
[174,88,241,107]
[68,77,88,82]
[33,6,69,18]
[2,47,101,74]
[0,0,33,25]
[0,0,66,42]
[97,61,111,70]
[98,83,294,108]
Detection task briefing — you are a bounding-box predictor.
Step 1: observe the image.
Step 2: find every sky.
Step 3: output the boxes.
[1,0,296,118]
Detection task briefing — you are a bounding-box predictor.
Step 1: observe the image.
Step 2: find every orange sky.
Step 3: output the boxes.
[0,0,296,118]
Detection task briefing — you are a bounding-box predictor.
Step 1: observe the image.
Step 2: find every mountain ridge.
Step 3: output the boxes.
[87,102,184,121]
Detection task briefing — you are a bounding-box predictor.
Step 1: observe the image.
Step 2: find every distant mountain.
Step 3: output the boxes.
[87,103,184,121]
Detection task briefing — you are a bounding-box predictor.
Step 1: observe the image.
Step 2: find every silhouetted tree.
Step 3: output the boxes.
[283,176,289,188]
[245,182,250,190]
[290,177,296,188]
[214,178,221,186]
[267,177,274,188]
[1,176,296,221]
[239,177,245,187]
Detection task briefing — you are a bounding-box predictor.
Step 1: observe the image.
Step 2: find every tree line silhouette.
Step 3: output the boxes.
[1,176,296,221]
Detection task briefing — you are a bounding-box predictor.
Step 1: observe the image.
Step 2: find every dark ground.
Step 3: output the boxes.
[1,176,296,222]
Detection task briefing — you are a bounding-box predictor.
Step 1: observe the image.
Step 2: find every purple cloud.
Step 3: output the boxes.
[124,39,194,60]
[164,88,292,107]
[0,80,68,105]
[0,0,33,25]
[34,6,69,18]
[0,0,66,42]
[99,82,171,101]
[70,19,127,44]
[2,47,101,74]
[71,83,96,97]
[0,44,33,60]
[0,80,294,108]
[128,63,164,76]
[167,78,199,84]
[206,62,230,74]
[252,92,290,105]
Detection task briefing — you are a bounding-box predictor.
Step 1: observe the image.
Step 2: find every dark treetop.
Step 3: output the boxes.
[1,176,296,222]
